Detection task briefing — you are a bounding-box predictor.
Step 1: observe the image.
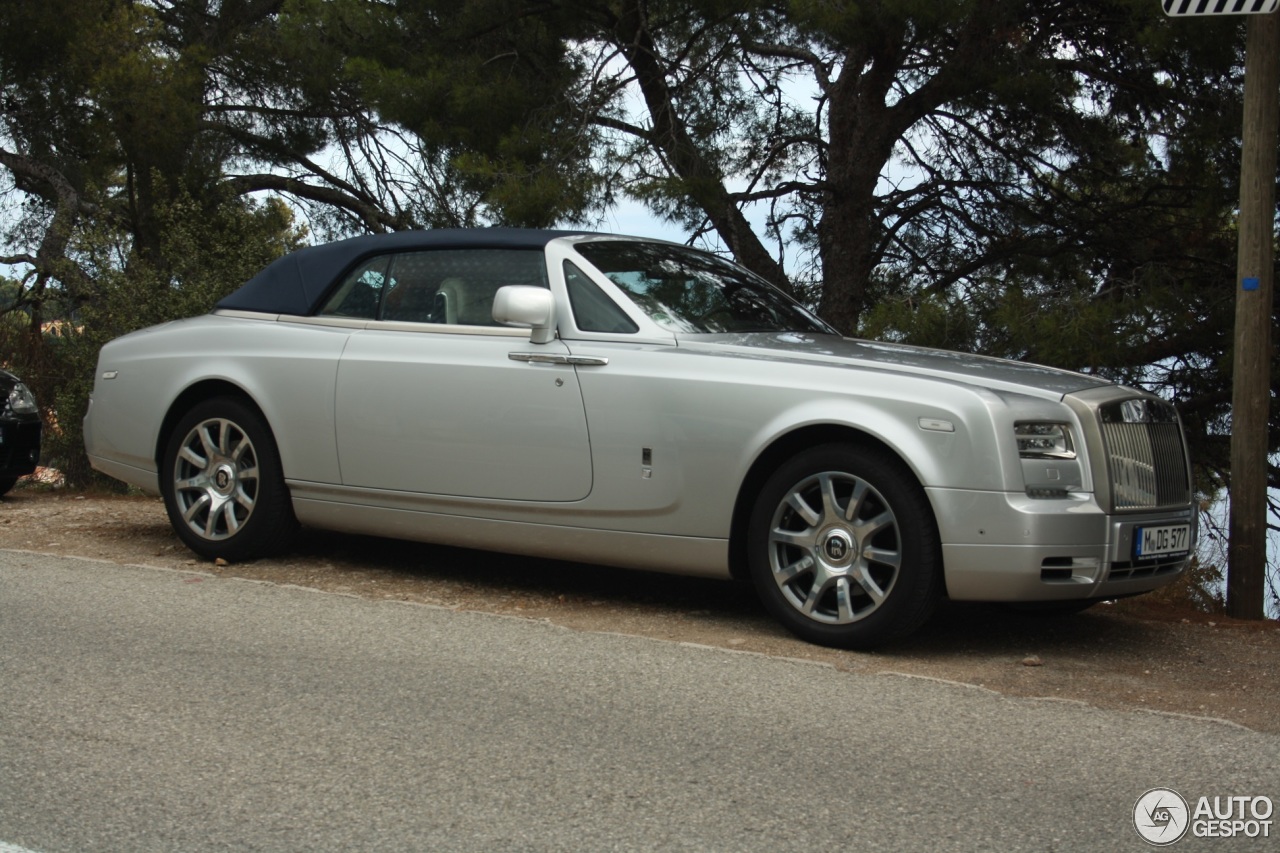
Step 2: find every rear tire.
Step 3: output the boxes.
[747,443,942,649]
[0,476,16,497]
[160,397,297,562]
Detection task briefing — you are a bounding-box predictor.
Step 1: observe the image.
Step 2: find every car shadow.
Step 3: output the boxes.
[288,528,1166,658]
[888,599,1160,659]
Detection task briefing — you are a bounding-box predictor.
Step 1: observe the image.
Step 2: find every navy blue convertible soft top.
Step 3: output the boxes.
[215,228,591,316]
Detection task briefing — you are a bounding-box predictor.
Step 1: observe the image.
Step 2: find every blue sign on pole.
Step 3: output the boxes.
[1164,0,1279,15]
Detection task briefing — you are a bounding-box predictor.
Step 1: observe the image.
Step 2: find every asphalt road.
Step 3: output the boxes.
[2,551,1277,853]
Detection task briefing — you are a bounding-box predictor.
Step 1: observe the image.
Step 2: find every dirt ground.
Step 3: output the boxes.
[3,486,1278,733]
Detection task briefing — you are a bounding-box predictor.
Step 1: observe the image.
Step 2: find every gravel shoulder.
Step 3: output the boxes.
[3,488,1278,732]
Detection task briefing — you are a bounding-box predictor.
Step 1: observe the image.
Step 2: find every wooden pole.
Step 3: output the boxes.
[1227,10,1278,620]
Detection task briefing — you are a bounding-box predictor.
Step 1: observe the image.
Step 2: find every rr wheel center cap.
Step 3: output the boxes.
[213,464,235,494]
[820,529,856,567]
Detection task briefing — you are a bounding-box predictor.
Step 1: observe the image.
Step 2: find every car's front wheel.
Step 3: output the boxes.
[747,443,942,649]
[161,397,297,562]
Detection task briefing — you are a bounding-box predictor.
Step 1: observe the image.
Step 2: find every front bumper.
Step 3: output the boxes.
[928,487,1195,602]
[0,416,41,479]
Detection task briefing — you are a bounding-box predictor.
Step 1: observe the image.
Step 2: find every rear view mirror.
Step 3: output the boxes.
[492,285,556,344]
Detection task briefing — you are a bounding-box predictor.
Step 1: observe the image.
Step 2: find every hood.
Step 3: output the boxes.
[680,333,1113,399]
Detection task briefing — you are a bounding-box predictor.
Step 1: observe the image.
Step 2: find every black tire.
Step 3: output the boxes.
[0,476,16,497]
[747,443,942,649]
[160,397,297,562]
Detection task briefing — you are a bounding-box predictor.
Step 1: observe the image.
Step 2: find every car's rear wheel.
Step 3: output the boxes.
[747,443,942,649]
[161,397,297,562]
[0,476,16,497]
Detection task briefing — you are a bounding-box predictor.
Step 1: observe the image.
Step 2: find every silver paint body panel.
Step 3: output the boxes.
[334,330,592,500]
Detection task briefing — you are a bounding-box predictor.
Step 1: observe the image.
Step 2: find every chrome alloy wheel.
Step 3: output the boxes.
[767,470,902,624]
[171,417,260,541]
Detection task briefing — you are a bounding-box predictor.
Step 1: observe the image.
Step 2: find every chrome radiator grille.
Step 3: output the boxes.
[1098,398,1190,511]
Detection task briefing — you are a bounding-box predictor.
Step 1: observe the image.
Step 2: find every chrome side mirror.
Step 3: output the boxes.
[492,285,556,344]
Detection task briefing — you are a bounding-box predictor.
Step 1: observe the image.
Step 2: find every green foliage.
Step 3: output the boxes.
[81,191,306,333]
[284,0,607,227]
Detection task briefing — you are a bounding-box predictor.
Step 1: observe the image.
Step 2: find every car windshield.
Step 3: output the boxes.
[573,241,833,335]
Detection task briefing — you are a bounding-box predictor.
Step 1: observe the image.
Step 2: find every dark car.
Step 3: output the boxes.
[0,368,41,495]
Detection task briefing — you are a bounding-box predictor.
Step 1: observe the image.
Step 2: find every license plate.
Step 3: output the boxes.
[1134,524,1190,558]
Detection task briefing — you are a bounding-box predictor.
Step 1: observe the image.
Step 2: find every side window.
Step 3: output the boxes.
[318,256,392,319]
[380,253,448,323]
[564,261,639,334]
[318,249,549,325]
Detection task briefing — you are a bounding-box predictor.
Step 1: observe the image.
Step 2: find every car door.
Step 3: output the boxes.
[330,248,593,502]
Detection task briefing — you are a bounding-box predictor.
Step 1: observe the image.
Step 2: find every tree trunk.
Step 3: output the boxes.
[816,51,899,334]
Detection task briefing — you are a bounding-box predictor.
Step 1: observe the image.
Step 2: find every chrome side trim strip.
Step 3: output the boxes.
[276,314,369,329]
[212,309,281,321]
[272,314,531,336]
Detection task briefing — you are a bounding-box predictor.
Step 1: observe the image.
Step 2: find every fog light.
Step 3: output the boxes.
[1027,487,1069,499]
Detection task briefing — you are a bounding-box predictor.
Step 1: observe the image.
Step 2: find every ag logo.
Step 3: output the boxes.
[1134,788,1190,846]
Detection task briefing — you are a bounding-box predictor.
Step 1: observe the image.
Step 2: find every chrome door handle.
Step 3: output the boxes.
[508,353,609,366]
[508,352,567,364]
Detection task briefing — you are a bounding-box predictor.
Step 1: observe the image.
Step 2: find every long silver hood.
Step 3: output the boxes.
[677,333,1114,399]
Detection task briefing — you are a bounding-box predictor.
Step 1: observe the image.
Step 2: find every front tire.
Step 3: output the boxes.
[160,397,297,562]
[747,443,942,649]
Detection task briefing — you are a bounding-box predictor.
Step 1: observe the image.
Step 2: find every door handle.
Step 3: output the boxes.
[508,353,609,366]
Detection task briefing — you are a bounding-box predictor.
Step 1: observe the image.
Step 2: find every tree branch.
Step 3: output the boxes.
[0,148,94,293]
[221,173,406,233]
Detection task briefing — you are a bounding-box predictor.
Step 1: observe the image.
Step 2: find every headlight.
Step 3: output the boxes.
[1015,422,1075,459]
[6,382,38,416]
[1016,422,1082,498]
